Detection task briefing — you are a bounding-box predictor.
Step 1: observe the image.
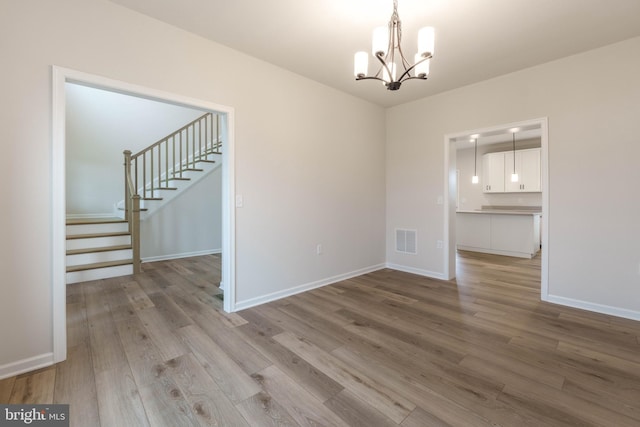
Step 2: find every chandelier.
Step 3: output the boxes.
[354,0,435,91]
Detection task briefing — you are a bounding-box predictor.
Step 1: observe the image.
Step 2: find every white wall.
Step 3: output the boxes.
[457,138,542,211]
[0,0,385,376]
[387,36,640,316]
[66,83,205,215]
[141,166,222,261]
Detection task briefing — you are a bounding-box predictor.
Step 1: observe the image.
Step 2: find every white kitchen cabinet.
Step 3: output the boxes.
[456,211,541,258]
[504,148,541,192]
[482,152,505,193]
[456,213,491,248]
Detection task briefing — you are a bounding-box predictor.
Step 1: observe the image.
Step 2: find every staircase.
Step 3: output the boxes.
[65,112,222,284]
[66,218,133,284]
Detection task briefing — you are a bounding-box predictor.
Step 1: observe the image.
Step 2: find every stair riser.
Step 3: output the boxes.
[66,235,131,251]
[66,249,133,267]
[66,222,128,235]
[66,264,133,284]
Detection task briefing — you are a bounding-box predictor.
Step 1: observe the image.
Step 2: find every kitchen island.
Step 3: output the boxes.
[456,209,541,258]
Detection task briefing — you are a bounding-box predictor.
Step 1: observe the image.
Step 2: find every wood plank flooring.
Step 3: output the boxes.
[2,251,640,426]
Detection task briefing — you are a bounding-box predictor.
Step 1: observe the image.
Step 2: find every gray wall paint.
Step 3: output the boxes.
[387,36,640,313]
[0,0,385,371]
[141,166,222,260]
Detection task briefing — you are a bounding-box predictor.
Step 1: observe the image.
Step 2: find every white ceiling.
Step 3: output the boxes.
[109,0,640,107]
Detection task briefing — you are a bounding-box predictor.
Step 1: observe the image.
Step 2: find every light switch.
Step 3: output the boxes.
[235,195,244,208]
[436,196,443,205]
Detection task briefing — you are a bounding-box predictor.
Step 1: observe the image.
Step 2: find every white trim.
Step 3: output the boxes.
[539,118,550,299]
[0,353,54,381]
[141,249,221,263]
[443,117,549,299]
[546,295,640,322]
[51,67,67,364]
[234,264,386,311]
[52,67,236,372]
[385,263,447,281]
[221,108,235,312]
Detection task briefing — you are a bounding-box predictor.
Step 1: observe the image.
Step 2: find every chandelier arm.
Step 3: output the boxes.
[395,39,411,72]
[400,76,428,82]
[374,51,394,83]
[397,53,432,82]
[355,76,387,83]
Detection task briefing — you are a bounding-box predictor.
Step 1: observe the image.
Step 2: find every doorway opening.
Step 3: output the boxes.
[52,66,236,364]
[443,118,549,299]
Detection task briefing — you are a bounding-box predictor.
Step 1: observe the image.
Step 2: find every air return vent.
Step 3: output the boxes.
[395,229,417,254]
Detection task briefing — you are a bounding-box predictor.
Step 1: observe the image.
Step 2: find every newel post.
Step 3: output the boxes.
[131,194,141,274]
[123,150,132,232]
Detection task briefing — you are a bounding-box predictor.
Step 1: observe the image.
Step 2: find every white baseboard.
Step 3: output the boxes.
[0,352,54,380]
[142,248,221,263]
[544,294,640,322]
[385,263,447,281]
[233,263,386,311]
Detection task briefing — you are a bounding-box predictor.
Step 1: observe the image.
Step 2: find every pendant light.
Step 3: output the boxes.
[471,137,479,184]
[511,131,519,182]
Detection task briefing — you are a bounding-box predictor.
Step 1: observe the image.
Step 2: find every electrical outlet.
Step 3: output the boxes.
[316,244,322,255]
[436,196,443,205]
[436,240,443,249]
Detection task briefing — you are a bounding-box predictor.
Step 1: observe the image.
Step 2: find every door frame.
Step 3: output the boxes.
[52,66,236,363]
[443,117,549,300]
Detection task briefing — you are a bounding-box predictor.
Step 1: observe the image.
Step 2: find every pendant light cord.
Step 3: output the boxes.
[474,139,478,176]
[512,133,516,173]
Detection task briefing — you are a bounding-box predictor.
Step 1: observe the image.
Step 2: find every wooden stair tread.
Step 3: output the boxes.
[66,259,133,273]
[66,231,130,240]
[66,218,126,225]
[118,207,148,212]
[180,168,204,172]
[152,187,178,191]
[142,197,163,201]
[66,244,132,256]
[169,177,191,181]
[195,159,216,164]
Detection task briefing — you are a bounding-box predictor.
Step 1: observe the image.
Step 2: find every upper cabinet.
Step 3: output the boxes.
[483,148,541,193]
[504,148,541,192]
[482,152,505,193]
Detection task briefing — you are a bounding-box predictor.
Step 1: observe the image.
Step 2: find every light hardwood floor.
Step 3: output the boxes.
[2,251,640,426]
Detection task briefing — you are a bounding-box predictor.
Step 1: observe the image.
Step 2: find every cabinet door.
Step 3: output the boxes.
[491,214,536,256]
[482,152,505,193]
[519,149,541,192]
[456,213,491,248]
[504,148,541,192]
[503,150,521,192]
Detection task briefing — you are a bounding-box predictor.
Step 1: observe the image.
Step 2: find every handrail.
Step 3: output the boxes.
[131,112,212,159]
[123,112,222,275]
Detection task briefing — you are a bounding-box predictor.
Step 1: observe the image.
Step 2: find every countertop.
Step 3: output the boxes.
[457,209,542,216]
